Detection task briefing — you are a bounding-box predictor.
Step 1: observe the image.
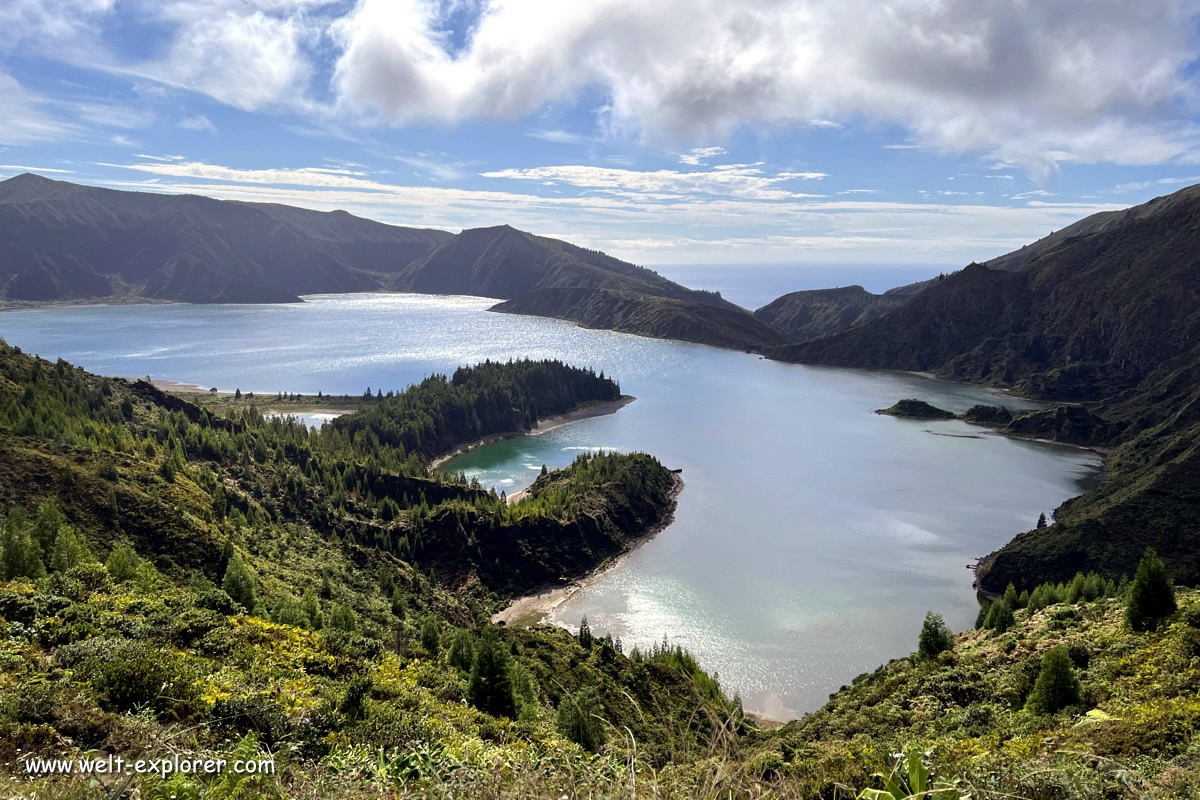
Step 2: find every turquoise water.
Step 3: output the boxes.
[0,293,1099,718]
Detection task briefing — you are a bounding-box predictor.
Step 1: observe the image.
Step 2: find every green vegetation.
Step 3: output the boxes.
[1126,547,1178,632]
[492,286,788,350]
[917,611,953,659]
[746,588,1200,799]
[2,340,1199,798]
[1024,645,1083,714]
[876,399,956,419]
[329,358,621,462]
[0,341,741,798]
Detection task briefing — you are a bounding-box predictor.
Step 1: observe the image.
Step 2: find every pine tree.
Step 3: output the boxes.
[221,552,260,615]
[390,587,407,619]
[1125,547,1177,632]
[448,628,475,671]
[105,541,141,583]
[1036,512,1047,529]
[328,603,358,632]
[556,686,608,751]
[578,616,594,650]
[50,525,93,573]
[271,596,308,627]
[1,509,46,581]
[467,627,516,718]
[917,611,953,659]
[218,538,235,576]
[1002,583,1019,609]
[984,598,1015,633]
[33,498,66,565]
[420,615,440,655]
[1025,645,1082,714]
[300,588,323,630]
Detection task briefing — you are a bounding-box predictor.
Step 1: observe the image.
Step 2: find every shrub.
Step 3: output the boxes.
[195,586,239,615]
[87,641,194,715]
[556,686,608,751]
[105,541,140,583]
[328,603,358,632]
[339,674,373,721]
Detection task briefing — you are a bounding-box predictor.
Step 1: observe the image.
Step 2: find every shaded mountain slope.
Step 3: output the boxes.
[392,224,737,308]
[770,186,1200,402]
[753,284,908,343]
[492,286,789,350]
[0,173,451,303]
[765,184,1200,591]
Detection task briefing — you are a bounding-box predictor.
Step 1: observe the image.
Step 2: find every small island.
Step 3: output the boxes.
[876,398,956,419]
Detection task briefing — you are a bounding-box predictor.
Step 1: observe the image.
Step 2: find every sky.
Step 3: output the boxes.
[2,0,1200,288]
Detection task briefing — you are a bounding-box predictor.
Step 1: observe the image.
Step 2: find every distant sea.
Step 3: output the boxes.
[651,263,952,310]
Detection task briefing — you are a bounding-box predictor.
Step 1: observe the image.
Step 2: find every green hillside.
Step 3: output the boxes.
[1,342,1198,799]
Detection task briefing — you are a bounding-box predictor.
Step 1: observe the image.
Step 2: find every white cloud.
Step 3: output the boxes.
[481,163,825,200]
[179,114,216,131]
[1114,174,1200,193]
[328,0,1200,173]
[679,146,727,166]
[0,72,78,144]
[140,5,315,111]
[1,0,325,112]
[525,129,589,145]
[6,0,1199,174]
[0,164,75,173]
[92,158,1129,270]
[1009,189,1054,200]
[394,153,473,181]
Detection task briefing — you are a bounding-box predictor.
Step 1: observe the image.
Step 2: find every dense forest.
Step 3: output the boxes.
[327,359,621,461]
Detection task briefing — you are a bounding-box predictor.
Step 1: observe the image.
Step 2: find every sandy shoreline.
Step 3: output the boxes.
[430,395,636,470]
[492,472,683,627]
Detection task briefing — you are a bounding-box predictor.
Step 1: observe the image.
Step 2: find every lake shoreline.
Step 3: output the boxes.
[492,472,684,628]
[430,395,636,470]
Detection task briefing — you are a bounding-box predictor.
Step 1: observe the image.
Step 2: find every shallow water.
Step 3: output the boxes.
[0,293,1099,718]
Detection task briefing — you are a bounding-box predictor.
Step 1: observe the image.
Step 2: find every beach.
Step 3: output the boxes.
[492,471,683,627]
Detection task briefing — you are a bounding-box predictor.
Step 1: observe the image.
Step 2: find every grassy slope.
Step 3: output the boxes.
[0,342,745,798]
[741,590,1200,799]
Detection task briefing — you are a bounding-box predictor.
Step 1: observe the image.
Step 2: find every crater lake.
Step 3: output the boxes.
[0,292,1100,718]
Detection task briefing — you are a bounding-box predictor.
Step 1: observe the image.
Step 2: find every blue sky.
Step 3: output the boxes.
[3,0,1200,286]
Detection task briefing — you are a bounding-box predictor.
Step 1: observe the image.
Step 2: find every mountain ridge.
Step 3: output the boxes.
[764,182,1200,591]
[493,286,789,350]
